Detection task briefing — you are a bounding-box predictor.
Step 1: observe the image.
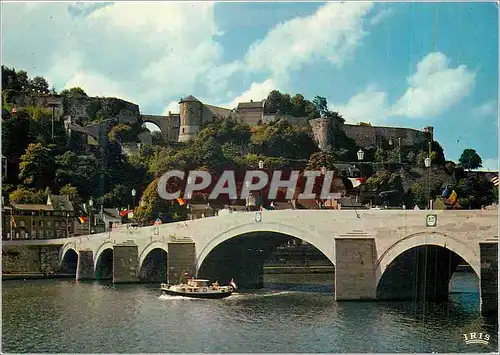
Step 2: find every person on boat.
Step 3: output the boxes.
[212,281,219,290]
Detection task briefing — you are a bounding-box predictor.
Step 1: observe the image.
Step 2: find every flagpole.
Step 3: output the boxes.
[10,207,13,241]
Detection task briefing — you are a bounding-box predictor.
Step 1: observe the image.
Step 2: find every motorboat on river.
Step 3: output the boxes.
[160,276,237,299]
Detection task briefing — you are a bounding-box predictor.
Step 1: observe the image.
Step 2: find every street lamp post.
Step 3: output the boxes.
[31,211,35,239]
[66,213,69,238]
[47,102,58,140]
[258,160,264,169]
[320,167,327,208]
[88,198,93,235]
[132,189,136,209]
[357,149,364,203]
[424,157,431,210]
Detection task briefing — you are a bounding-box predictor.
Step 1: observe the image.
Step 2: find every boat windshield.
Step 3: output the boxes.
[188,279,208,287]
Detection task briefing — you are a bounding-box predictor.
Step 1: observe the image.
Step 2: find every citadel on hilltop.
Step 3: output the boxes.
[9,92,433,153]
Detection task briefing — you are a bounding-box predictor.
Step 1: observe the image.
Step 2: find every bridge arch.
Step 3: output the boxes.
[138,241,168,269]
[142,116,169,142]
[59,242,77,267]
[196,221,335,270]
[94,241,114,271]
[59,243,78,274]
[138,242,168,282]
[375,232,480,301]
[376,232,480,284]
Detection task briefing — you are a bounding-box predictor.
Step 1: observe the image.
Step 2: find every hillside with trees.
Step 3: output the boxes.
[1,66,497,225]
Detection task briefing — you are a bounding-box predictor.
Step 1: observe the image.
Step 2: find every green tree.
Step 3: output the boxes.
[9,187,46,204]
[60,184,80,204]
[29,76,50,94]
[459,149,483,170]
[18,143,55,189]
[108,124,135,142]
[251,119,316,159]
[55,152,100,200]
[306,151,337,171]
[60,87,88,98]
[134,178,188,224]
[313,96,329,117]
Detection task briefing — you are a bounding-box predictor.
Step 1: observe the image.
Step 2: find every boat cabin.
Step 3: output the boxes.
[186,278,209,288]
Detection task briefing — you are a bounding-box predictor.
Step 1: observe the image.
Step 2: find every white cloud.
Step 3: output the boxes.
[472,99,497,117]
[2,2,224,113]
[331,52,477,123]
[477,158,499,172]
[330,85,389,124]
[162,101,180,115]
[2,2,385,116]
[63,71,135,102]
[220,79,278,109]
[390,52,476,117]
[222,2,378,113]
[368,8,393,25]
[244,2,375,82]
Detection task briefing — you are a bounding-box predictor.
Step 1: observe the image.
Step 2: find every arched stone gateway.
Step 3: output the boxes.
[197,223,335,289]
[138,242,168,283]
[375,232,479,301]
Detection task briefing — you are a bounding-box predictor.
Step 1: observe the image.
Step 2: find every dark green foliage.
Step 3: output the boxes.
[264,90,319,118]
[458,148,483,170]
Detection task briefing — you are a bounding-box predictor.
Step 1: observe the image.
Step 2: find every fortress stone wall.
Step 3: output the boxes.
[12,92,434,153]
[343,124,430,149]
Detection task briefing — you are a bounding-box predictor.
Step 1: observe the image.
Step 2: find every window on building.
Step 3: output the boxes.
[20,230,26,238]
[20,220,26,227]
[47,221,52,227]
[39,221,44,227]
[55,221,59,227]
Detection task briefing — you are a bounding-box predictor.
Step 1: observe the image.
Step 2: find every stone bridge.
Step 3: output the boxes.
[4,209,498,313]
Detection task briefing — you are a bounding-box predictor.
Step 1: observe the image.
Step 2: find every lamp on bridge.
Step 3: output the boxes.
[258,160,264,169]
[320,166,326,175]
[357,149,364,203]
[424,156,431,210]
[88,198,93,235]
[132,189,136,208]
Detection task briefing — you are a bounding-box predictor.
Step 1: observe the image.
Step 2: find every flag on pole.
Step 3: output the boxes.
[176,198,186,206]
[491,175,499,186]
[448,190,458,207]
[119,209,132,217]
[10,215,16,228]
[78,216,87,224]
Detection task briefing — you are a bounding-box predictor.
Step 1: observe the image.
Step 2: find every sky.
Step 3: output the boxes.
[2,1,498,170]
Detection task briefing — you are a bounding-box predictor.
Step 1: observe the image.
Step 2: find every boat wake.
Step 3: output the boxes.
[158,294,210,301]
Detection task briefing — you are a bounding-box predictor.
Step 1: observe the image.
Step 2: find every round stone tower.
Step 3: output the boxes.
[178,95,203,142]
[309,116,335,152]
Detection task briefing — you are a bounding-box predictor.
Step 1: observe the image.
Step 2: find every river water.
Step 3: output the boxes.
[2,272,497,353]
